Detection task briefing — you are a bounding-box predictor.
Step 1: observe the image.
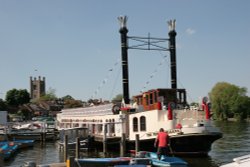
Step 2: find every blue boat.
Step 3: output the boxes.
[75,157,132,167]
[12,139,35,149]
[0,142,18,160]
[142,151,188,167]
[115,165,148,167]
[0,139,34,149]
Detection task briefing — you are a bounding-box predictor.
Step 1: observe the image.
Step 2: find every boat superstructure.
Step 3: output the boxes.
[56,89,221,156]
[56,16,222,156]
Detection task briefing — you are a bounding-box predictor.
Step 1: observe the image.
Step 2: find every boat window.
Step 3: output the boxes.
[154,91,158,103]
[140,116,146,131]
[149,93,153,104]
[137,97,142,105]
[133,117,138,132]
[145,95,149,105]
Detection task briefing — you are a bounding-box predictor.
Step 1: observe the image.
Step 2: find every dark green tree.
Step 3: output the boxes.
[209,82,250,120]
[0,99,7,110]
[6,89,30,107]
[62,95,74,101]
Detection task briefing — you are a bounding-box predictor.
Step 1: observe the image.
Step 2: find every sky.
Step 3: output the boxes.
[0,0,249,103]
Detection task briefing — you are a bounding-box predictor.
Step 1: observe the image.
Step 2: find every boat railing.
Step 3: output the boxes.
[175,109,207,127]
[61,103,114,116]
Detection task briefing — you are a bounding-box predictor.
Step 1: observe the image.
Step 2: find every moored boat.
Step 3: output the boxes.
[0,142,18,160]
[75,157,132,167]
[0,139,35,149]
[0,121,58,141]
[142,151,188,167]
[55,16,222,156]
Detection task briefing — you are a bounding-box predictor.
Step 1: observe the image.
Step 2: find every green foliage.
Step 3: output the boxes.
[63,99,82,108]
[209,82,250,121]
[0,99,7,110]
[62,95,74,101]
[190,102,199,107]
[112,94,123,103]
[39,87,57,101]
[6,89,30,106]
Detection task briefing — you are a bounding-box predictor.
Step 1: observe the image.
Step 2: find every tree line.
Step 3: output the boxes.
[0,82,250,121]
[0,88,121,120]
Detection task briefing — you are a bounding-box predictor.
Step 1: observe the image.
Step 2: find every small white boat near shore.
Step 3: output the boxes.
[0,119,58,141]
[220,154,250,167]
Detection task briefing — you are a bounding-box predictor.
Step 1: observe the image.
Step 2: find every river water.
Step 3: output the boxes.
[3,121,250,167]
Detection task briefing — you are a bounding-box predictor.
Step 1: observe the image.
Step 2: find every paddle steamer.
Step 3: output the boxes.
[56,16,222,156]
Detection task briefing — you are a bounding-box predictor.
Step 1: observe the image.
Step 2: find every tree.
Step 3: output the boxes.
[209,82,250,120]
[18,105,33,120]
[5,89,30,107]
[112,94,123,103]
[0,99,7,110]
[39,87,57,101]
[63,99,82,108]
[62,95,74,101]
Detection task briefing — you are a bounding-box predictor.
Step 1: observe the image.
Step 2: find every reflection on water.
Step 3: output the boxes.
[209,121,250,166]
[3,121,250,167]
[3,142,64,167]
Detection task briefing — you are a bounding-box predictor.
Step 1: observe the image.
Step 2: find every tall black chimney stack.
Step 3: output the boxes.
[118,16,130,104]
[168,20,177,89]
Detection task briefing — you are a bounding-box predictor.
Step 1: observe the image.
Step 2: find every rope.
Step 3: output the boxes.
[91,58,120,99]
[140,52,169,93]
[109,65,121,101]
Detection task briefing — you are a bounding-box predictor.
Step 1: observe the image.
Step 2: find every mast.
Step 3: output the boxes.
[118,16,130,104]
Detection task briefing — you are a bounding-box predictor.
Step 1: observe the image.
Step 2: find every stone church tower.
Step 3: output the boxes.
[30,76,46,99]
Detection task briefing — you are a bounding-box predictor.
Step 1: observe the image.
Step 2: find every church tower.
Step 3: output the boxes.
[30,76,46,99]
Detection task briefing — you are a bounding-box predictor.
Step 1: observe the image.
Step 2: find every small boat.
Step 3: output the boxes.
[75,157,132,167]
[0,142,18,160]
[0,139,34,149]
[0,125,58,141]
[14,139,35,149]
[220,154,250,167]
[0,118,58,141]
[140,151,188,167]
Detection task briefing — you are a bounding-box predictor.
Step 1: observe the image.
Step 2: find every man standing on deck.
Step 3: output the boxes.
[154,128,169,160]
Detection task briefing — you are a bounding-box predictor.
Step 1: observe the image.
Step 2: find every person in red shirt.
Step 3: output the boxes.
[154,128,169,160]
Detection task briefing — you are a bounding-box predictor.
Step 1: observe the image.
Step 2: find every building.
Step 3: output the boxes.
[30,76,46,100]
